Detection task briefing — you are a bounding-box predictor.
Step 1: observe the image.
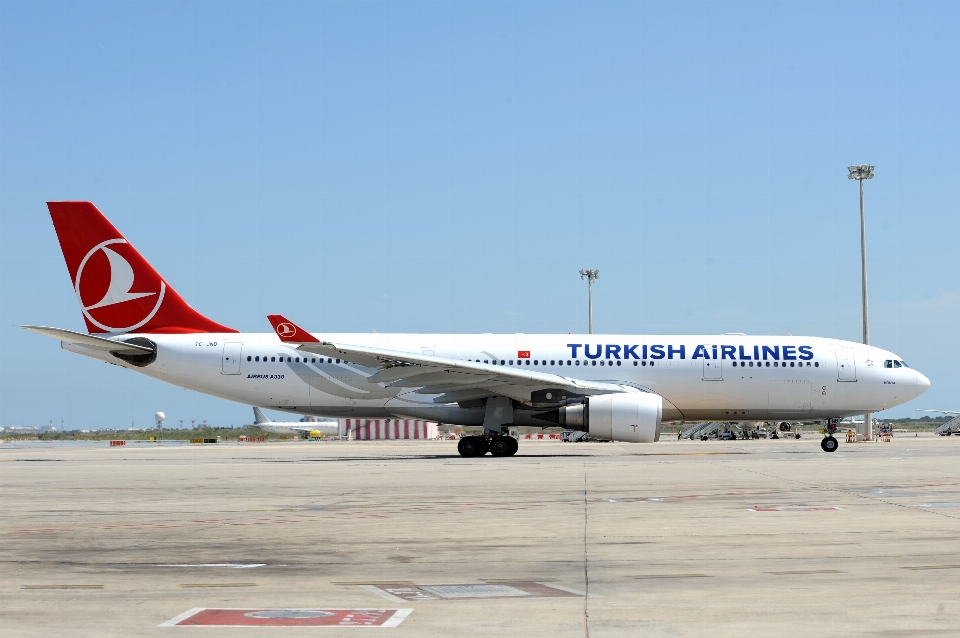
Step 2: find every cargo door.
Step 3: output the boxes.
[221,342,243,375]
[768,380,812,413]
[703,348,722,380]
[835,348,857,382]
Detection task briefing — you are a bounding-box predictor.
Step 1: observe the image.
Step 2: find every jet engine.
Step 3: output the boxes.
[540,393,663,443]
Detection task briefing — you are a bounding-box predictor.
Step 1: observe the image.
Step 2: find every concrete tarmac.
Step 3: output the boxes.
[2,435,959,636]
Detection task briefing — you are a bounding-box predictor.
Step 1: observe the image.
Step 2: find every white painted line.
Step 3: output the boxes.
[154,563,267,569]
[360,585,408,603]
[380,609,413,628]
[158,607,204,627]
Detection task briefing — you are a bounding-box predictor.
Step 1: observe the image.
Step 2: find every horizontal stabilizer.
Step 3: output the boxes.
[20,325,155,354]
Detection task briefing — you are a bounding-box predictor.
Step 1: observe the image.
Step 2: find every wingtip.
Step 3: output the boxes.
[266,314,320,342]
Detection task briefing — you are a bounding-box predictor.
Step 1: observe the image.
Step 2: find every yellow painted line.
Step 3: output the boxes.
[766,570,844,575]
[900,565,960,571]
[332,581,414,586]
[23,585,103,589]
[633,574,711,579]
[178,583,257,588]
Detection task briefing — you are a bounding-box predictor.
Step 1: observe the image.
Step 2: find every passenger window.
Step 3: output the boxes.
[642,361,647,366]
[790,362,795,367]
[592,361,596,366]
[295,358,300,363]
[617,361,621,366]
[312,358,316,363]
[650,361,655,366]
[271,357,276,362]
[815,362,819,367]
[247,356,251,361]
[633,361,637,366]
[525,360,530,365]
[576,361,580,366]
[255,356,259,362]
[336,359,340,363]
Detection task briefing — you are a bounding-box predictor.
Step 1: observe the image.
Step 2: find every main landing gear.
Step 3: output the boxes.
[457,434,518,457]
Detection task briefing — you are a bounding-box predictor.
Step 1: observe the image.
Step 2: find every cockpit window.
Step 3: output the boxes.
[893,360,902,368]
[900,361,909,368]
[884,360,893,368]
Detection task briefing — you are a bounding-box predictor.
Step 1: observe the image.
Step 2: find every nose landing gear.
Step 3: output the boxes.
[820,418,840,452]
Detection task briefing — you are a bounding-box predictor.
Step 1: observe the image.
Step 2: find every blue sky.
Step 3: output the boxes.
[1,1,957,428]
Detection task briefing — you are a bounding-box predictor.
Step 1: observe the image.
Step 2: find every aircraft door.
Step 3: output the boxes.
[835,348,857,382]
[222,342,243,375]
[703,348,722,380]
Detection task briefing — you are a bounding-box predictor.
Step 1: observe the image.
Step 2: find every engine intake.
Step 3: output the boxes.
[535,392,663,443]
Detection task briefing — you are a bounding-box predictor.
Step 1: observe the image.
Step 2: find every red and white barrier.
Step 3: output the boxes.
[523,433,562,440]
[342,419,439,440]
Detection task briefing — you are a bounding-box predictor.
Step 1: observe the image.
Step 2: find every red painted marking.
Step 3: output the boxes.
[518,351,530,358]
[165,608,408,627]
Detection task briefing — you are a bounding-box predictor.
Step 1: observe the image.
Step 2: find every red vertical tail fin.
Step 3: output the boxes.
[47,201,236,334]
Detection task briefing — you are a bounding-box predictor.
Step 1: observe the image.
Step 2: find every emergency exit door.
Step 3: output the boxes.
[703,349,722,380]
[222,342,243,375]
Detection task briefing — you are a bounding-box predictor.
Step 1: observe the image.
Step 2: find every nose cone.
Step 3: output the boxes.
[915,371,931,396]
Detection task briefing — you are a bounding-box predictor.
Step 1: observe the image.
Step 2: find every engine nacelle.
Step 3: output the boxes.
[558,393,663,443]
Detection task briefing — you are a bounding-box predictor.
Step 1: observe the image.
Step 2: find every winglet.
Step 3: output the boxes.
[266,315,320,342]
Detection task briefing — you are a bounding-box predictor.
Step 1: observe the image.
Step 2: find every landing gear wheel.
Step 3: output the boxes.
[506,436,518,456]
[490,436,511,457]
[458,436,484,457]
[821,436,838,453]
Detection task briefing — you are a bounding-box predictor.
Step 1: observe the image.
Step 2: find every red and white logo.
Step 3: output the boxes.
[275,322,297,338]
[518,351,530,359]
[75,239,166,332]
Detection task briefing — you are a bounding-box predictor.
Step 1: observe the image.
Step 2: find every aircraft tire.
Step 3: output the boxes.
[821,436,838,453]
[490,436,510,457]
[458,436,483,457]
[506,437,518,456]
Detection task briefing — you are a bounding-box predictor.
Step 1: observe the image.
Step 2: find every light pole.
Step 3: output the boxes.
[579,269,599,334]
[848,164,874,439]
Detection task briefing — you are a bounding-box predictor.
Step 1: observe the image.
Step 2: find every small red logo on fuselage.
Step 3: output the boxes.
[518,351,530,359]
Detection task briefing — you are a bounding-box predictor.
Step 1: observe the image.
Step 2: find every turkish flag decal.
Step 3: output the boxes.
[518,351,531,359]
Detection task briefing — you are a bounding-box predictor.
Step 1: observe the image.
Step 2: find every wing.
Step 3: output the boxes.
[266,315,634,405]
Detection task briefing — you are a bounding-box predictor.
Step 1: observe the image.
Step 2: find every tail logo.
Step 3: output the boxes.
[75,239,166,333]
[275,322,297,338]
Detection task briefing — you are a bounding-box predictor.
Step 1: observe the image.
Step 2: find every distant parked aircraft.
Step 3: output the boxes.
[249,407,338,437]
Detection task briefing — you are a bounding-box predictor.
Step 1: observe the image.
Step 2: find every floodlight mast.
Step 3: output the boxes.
[579,269,599,334]
[848,164,875,439]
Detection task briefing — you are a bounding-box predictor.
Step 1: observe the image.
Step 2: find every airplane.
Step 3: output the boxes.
[249,407,339,438]
[22,202,931,457]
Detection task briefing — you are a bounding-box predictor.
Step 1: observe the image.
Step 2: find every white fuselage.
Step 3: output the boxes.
[66,332,929,426]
